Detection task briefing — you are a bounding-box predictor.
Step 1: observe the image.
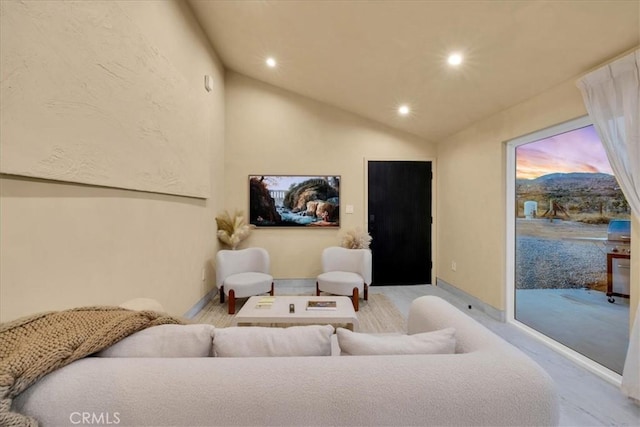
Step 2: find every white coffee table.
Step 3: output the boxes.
[232,296,359,331]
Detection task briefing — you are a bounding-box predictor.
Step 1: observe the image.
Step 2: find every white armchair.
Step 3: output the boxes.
[316,247,372,311]
[215,247,274,314]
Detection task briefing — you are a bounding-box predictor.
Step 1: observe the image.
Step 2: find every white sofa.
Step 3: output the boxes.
[14,296,559,426]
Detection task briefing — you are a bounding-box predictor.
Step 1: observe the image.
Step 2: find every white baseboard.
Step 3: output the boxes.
[184,279,315,319]
[274,278,315,288]
[186,279,502,321]
[436,278,505,322]
[183,289,215,319]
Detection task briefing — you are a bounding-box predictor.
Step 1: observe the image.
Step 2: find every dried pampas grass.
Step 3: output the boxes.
[215,210,254,249]
[340,227,372,249]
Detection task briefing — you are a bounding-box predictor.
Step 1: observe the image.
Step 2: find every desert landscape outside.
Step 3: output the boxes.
[514,124,631,374]
[515,172,630,291]
[515,126,630,292]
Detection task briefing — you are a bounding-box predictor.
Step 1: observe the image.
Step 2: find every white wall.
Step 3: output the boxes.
[0,0,225,321]
[224,72,435,279]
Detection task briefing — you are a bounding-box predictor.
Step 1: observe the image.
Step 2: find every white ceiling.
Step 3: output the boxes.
[188,0,639,143]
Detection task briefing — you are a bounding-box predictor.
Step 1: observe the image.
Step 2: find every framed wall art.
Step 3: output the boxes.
[249,175,340,227]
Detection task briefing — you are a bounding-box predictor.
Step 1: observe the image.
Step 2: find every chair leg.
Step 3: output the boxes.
[364,283,368,301]
[316,281,321,296]
[228,289,236,314]
[352,287,359,311]
[220,286,225,304]
[270,282,274,296]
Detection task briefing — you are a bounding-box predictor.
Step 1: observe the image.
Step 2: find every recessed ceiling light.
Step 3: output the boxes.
[448,53,463,66]
[266,57,277,68]
[398,105,410,116]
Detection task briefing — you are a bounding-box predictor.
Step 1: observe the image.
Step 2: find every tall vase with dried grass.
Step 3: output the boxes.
[215,210,254,250]
[340,227,372,249]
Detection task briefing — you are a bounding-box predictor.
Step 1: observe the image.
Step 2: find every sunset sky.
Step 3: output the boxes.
[251,176,334,191]
[516,125,613,180]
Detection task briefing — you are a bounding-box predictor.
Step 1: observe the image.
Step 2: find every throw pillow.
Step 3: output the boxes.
[213,325,334,357]
[337,327,456,355]
[96,324,215,357]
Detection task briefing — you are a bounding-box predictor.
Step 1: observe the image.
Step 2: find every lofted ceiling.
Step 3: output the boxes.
[188,0,639,143]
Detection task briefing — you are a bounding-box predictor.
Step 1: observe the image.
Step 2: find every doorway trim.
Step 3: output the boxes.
[505,115,622,386]
[364,156,437,285]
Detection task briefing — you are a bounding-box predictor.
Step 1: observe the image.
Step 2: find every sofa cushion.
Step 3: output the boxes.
[95,324,215,357]
[337,327,456,355]
[213,325,334,357]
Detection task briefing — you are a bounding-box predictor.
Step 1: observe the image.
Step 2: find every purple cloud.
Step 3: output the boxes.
[516,125,613,179]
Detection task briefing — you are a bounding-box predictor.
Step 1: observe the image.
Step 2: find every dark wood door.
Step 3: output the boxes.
[367,161,432,285]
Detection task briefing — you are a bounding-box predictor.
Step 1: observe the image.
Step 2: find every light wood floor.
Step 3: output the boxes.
[274,282,640,426]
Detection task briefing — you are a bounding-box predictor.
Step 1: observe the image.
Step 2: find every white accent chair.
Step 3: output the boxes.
[215,247,274,314]
[316,247,372,311]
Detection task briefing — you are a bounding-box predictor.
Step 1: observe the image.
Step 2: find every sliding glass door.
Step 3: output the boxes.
[509,117,631,374]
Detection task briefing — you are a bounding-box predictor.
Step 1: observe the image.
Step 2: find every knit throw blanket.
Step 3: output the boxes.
[0,306,184,426]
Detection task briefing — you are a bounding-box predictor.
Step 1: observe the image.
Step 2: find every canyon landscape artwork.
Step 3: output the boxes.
[249,175,340,227]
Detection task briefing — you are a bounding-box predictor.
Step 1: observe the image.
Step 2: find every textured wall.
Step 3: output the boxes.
[0,0,225,322]
[0,1,209,198]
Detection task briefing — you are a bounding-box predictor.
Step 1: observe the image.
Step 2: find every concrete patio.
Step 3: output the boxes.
[516,288,630,374]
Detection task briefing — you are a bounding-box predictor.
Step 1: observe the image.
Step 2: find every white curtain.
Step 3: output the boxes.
[577,49,640,401]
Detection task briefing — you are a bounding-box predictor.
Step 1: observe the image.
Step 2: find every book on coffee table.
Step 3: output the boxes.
[306,300,337,311]
[255,296,275,309]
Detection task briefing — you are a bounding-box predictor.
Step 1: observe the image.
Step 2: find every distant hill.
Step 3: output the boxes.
[531,172,611,182]
[516,172,628,215]
[517,172,618,192]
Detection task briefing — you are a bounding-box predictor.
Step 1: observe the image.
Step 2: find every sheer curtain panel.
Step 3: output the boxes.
[577,49,639,401]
